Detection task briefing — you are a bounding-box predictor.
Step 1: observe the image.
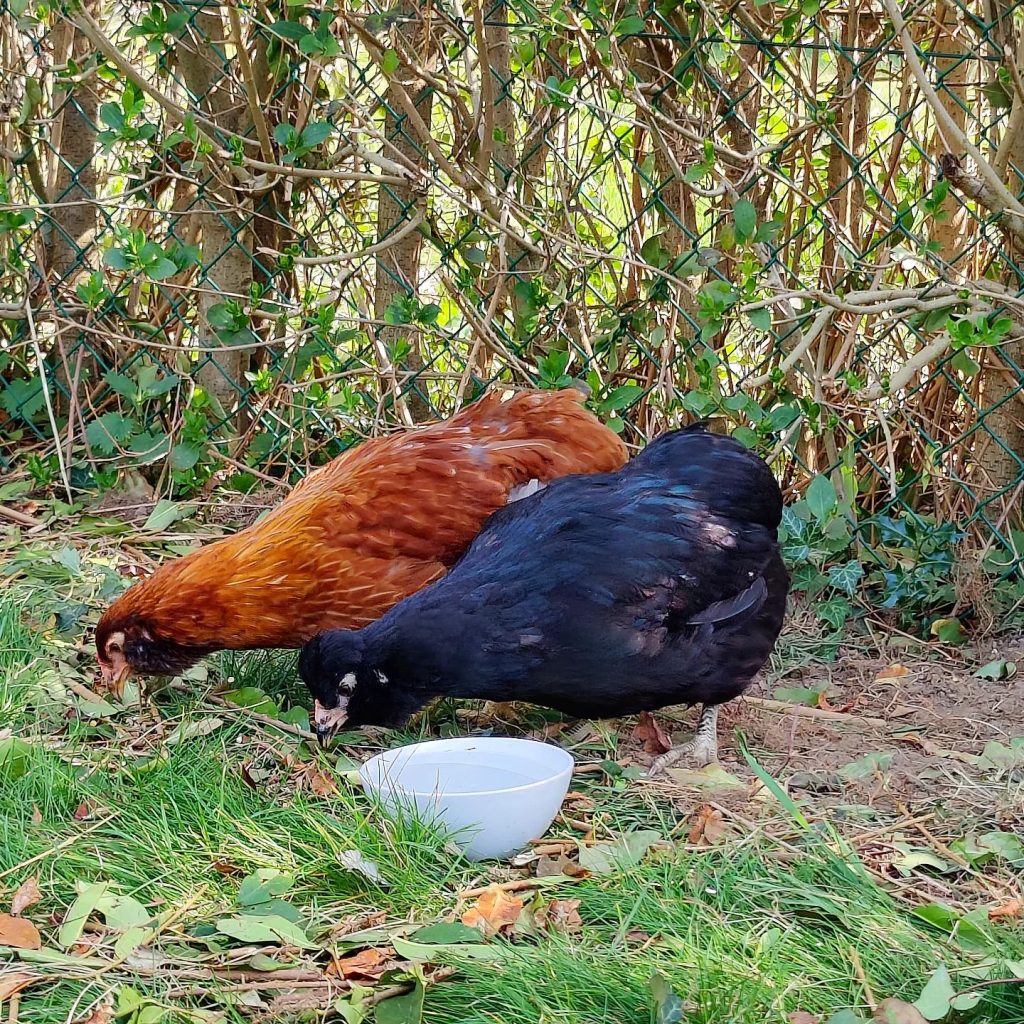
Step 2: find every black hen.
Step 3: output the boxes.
[298,424,789,773]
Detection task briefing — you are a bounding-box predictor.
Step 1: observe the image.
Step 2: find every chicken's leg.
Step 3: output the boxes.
[645,704,719,777]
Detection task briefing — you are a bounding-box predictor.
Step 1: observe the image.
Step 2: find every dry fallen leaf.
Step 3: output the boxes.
[328,946,394,981]
[0,912,42,950]
[535,853,588,879]
[687,805,726,846]
[816,691,858,714]
[988,897,1023,920]
[632,712,672,755]
[11,876,42,916]
[31,805,42,825]
[307,767,339,797]
[73,994,115,1024]
[873,999,928,1024]
[73,801,95,821]
[0,973,42,1001]
[461,885,524,937]
[788,1013,819,1024]
[534,898,583,934]
[875,663,910,681]
[212,858,244,876]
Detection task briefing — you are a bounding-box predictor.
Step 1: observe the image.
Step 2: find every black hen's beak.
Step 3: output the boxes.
[313,698,348,748]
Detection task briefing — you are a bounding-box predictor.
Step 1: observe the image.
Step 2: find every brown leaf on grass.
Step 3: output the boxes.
[687,805,726,845]
[632,712,672,755]
[875,663,909,681]
[327,946,394,981]
[533,898,583,934]
[306,767,339,797]
[212,858,244,876]
[988,897,1023,920]
[873,999,927,1024]
[73,994,114,1024]
[31,805,42,825]
[788,1013,819,1024]
[461,885,524,937]
[535,853,589,879]
[73,800,95,821]
[0,912,42,949]
[0,973,42,1001]
[11,876,41,916]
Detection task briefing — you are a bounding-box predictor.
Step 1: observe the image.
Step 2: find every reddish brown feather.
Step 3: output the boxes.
[96,389,627,659]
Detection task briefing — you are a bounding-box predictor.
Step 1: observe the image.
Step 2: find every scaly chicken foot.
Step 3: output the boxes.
[645,704,719,777]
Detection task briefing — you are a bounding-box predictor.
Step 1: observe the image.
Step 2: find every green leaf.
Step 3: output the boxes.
[85,412,135,455]
[99,102,125,130]
[300,121,332,148]
[601,384,644,412]
[238,869,294,908]
[747,307,772,331]
[0,737,32,780]
[827,560,863,595]
[836,751,893,780]
[95,891,151,930]
[53,546,82,575]
[406,923,484,945]
[977,830,1024,865]
[143,499,185,532]
[169,443,202,472]
[613,15,647,36]
[269,20,310,40]
[222,687,280,717]
[374,975,424,1024]
[824,1013,866,1024]
[773,685,825,706]
[578,830,661,874]
[145,257,178,280]
[381,48,400,75]
[60,881,111,948]
[165,717,224,745]
[103,371,138,400]
[804,475,837,522]
[649,972,686,1024]
[391,936,501,963]
[216,914,318,949]
[733,198,757,241]
[914,965,955,1021]
[103,247,131,271]
[974,658,1016,680]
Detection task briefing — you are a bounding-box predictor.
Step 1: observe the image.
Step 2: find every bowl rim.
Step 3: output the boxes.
[359,736,575,799]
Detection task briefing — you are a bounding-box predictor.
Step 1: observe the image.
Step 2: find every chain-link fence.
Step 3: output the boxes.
[2,1,1024,583]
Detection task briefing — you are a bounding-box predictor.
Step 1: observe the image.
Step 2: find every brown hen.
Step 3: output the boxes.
[95,388,627,690]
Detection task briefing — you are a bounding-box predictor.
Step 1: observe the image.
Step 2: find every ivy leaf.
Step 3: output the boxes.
[827,560,863,595]
[381,48,400,75]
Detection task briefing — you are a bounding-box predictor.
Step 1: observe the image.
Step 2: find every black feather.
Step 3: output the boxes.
[298,427,790,728]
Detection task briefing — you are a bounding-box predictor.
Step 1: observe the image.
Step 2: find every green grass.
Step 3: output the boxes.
[2,591,1023,1024]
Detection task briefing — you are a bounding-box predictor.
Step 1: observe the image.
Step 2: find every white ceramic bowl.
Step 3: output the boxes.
[359,737,574,861]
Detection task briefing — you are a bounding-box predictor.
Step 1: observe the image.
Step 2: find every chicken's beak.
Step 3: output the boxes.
[99,661,131,699]
[314,698,349,748]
